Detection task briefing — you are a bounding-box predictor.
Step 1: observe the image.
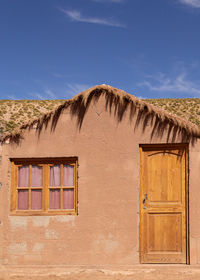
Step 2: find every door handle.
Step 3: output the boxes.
[143,194,148,209]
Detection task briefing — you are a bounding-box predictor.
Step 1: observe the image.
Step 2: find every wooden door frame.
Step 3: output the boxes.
[139,143,189,264]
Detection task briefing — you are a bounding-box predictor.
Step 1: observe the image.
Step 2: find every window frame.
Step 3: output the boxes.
[10,157,78,216]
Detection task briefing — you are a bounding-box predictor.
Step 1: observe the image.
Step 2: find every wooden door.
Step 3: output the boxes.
[139,144,188,264]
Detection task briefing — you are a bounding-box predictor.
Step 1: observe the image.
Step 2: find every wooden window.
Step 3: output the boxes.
[10,158,78,215]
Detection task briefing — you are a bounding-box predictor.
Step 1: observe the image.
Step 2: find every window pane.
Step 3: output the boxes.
[31,166,42,187]
[63,189,74,209]
[49,190,60,209]
[49,165,60,186]
[18,166,29,187]
[31,190,42,210]
[18,190,29,210]
[63,165,74,186]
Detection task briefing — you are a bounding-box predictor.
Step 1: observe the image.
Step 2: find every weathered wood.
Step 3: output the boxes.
[140,144,188,264]
[10,159,78,215]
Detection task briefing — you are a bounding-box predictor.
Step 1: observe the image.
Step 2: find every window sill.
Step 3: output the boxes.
[9,210,77,216]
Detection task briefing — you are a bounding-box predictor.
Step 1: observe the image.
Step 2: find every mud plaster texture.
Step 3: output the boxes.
[0,96,200,276]
[1,265,200,280]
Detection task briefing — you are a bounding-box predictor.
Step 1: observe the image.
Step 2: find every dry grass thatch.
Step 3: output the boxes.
[1,84,200,145]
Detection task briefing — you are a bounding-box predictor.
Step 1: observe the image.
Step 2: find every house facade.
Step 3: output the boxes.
[0,85,200,267]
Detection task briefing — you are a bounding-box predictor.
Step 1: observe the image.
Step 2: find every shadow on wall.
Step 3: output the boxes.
[2,86,200,146]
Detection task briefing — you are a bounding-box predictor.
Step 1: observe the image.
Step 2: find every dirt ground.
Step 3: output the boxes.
[1,265,200,280]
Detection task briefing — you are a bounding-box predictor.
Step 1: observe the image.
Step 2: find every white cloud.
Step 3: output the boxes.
[28,83,91,100]
[139,72,200,96]
[53,73,64,78]
[44,89,56,99]
[66,83,91,96]
[135,95,147,99]
[179,0,200,8]
[28,89,57,100]
[29,92,46,100]
[59,8,126,28]
[7,94,18,100]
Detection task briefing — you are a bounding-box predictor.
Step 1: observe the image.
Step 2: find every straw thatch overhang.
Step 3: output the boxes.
[1,84,200,145]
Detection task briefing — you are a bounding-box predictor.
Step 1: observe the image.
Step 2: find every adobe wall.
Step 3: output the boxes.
[188,143,200,264]
[0,95,200,266]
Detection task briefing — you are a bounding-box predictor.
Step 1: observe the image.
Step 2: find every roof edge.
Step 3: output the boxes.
[1,84,200,144]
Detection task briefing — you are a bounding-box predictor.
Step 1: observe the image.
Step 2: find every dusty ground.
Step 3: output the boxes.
[1,265,200,280]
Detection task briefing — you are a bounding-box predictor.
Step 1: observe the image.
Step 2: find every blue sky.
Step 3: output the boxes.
[1,0,200,99]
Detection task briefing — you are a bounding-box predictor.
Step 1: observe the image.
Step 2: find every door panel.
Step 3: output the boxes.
[140,145,188,264]
[147,152,182,203]
[148,213,182,252]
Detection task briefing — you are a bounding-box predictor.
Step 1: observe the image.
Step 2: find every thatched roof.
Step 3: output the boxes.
[1,84,200,144]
